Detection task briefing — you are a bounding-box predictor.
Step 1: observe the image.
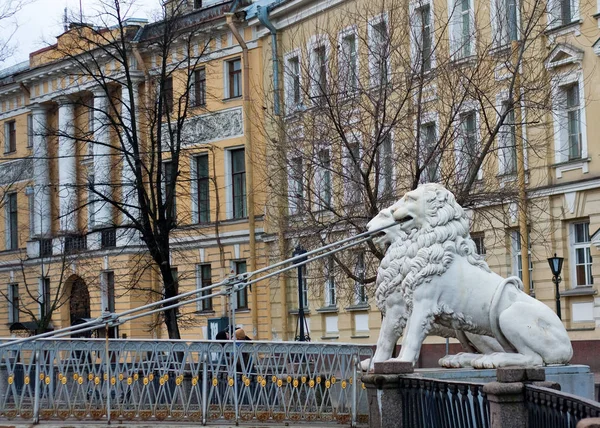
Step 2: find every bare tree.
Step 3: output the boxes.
[0,0,32,65]
[262,0,567,305]
[42,0,236,339]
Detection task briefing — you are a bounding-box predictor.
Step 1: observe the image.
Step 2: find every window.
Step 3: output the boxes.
[4,120,16,153]
[163,161,177,220]
[101,228,116,248]
[549,0,577,26]
[8,283,19,323]
[421,123,439,182]
[193,154,210,223]
[197,264,213,311]
[511,231,532,290]
[311,45,328,104]
[456,111,479,181]
[227,58,242,98]
[316,149,332,210]
[192,68,206,107]
[499,101,517,175]
[235,261,248,310]
[325,257,336,307]
[492,0,518,46]
[103,271,116,312]
[450,0,474,58]
[194,0,202,9]
[87,100,94,156]
[285,54,302,111]
[300,265,309,309]
[370,19,389,86]
[161,77,173,114]
[412,4,433,71]
[565,84,581,160]
[39,239,52,257]
[340,31,358,92]
[355,253,367,305]
[5,193,18,250]
[376,134,393,196]
[472,233,486,255]
[289,156,304,214]
[27,114,33,148]
[570,222,593,287]
[65,235,87,254]
[39,277,51,318]
[344,140,362,204]
[231,148,247,218]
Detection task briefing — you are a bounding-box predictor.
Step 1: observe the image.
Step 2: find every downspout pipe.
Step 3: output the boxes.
[257,6,280,116]
[226,14,259,338]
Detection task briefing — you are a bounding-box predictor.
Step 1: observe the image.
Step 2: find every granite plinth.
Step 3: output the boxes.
[415,364,594,399]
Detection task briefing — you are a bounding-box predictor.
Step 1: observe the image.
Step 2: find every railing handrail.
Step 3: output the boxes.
[526,383,600,410]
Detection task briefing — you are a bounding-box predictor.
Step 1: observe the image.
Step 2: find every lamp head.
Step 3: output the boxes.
[547,253,564,277]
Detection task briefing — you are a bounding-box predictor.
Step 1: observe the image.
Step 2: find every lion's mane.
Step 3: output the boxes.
[375,186,490,315]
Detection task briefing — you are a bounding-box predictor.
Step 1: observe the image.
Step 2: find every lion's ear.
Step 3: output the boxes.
[435,189,448,201]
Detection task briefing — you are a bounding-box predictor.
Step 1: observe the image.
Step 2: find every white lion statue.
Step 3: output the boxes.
[363,183,572,370]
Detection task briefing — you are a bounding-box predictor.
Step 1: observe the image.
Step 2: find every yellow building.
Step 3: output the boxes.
[251,0,600,364]
[0,0,271,340]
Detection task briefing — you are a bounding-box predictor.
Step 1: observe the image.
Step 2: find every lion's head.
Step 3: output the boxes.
[367,205,406,248]
[372,184,490,314]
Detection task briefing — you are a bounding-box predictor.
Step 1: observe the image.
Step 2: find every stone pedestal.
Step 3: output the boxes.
[362,361,413,428]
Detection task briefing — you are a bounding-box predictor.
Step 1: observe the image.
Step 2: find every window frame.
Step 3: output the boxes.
[410,1,435,72]
[569,221,593,288]
[39,277,51,319]
[368,15,390,87]
[27,114,33,148]
[419,117,440,183]
[449,0,476,58]
[288,156,305,215]
[192,67,207,107]
[5,192,18,251]
[455,108,483,182]
[4,120,17,153]
[314,148,332,210]
[192,153,211,224]
[162,160,177,220]
[342,137,362,205]
[338,26,360,94]
[230,148,247,219]
[284,50,303,113]
[226,58,242,99]
[307,36,329,106]
[234,260,248,310]
[8,283,19,323]
[354,252,368,305]
[376,133,394,197]
[161,76,174,115]
[196,264,213,312]
[325,257,337,307]
[491,0,519,47]
[510,230,533,290]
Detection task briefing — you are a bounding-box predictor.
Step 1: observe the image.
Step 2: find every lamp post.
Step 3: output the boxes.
[547,253,564,320]
[293,246,309,341]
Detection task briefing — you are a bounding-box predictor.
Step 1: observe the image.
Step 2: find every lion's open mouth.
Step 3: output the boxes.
[396,215,413,224]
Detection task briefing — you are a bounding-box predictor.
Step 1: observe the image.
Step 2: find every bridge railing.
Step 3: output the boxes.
[0,338,373,425]
[526,384,600,428]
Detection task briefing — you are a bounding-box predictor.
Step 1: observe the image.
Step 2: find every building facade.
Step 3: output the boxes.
[0,0,271,340]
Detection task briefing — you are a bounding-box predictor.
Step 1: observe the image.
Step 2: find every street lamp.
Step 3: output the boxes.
[547,253,564,320]
[293,246,310,341]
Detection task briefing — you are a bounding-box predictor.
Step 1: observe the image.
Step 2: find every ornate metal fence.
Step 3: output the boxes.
[526,384,600,428]
[398,377,490,428]
[0,338,373,425]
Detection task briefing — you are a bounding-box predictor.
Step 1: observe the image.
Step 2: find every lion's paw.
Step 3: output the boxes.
[439,353,478,368]
[359,358,373,372]
[470,354,499,369]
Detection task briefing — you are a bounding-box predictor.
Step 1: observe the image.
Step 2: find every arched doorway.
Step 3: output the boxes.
[69,277,90,334]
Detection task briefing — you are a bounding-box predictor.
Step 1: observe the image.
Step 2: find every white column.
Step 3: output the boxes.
[57,97,77,232]
[120,83,139,220]
[92,88,113,228]
[29,104,51,237]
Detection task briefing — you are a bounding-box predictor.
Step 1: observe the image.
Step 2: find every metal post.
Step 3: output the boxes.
[554,275,562,320]
[293,246,308,342]
[201,351,208,426]
[33,344,41,424]
[351,355,358,427]
[231,286,239,424]
[105,323,111,424]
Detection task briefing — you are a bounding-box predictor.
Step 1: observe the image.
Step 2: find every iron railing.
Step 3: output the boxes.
[526,384,600,428]
[398,377,490,428]
[0,338,372,425]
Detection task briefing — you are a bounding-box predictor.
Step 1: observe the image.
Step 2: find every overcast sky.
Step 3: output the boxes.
[1,0,160,68]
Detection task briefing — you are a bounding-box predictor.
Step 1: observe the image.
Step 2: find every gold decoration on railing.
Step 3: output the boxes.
[301,376,307,384]
[331,376,336,384]
[349,376,353,384]
[39,373,45,381]
[127,377,133,385]
[73,373,79,381]
[361,382,366,390]
[277,378,283,387]
[228,377,234,387]
[244,378,250,387]
[143,377,149,385]
[111,377,116,386]
[309,379,315,388]
[164,374,169,381]
[103,373,108,381]
[176,377,182,386]
[286,375,292,383]
[119,373,124,381]
[148,374,154,381]
[61,377,67,385]
[88,373,94,381]
[257,375,262,383]
[341,380,347,389]
[94,377,100,385]
[212,377,218,387]
[261,379,266,387]
[134,373,139,381]
[325,380,331,389]
[78,377,83,385]
[192,377,198,386]
[24,376,30,385]
[272,375,277,383]
[45,376,51,385]
[7,376,13,385]
[159,377,165,386]
[316,376,321,384]
[293,379,299,388]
